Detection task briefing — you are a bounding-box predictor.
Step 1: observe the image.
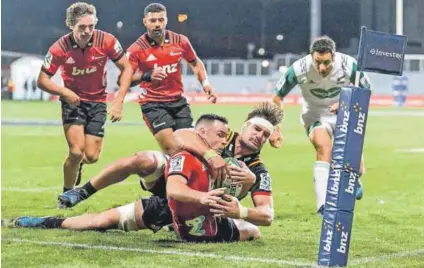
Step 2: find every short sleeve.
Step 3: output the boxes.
[180,35,197,63]
[41,45,64,76]
[249,163,272,197]
[105,34,125,62]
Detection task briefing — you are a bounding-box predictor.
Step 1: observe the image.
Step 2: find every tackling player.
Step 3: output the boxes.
[58,103,282,230]
[7,115,259,242]
[270,36,371,214]
[127,3,217,154]
[37,2,132,194]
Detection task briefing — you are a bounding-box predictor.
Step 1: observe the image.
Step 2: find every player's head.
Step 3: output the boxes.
[195,114,229,155]
[143,3,168,39]
[240,102,283,152]
[310,36,336,77]
[66,2,98,43]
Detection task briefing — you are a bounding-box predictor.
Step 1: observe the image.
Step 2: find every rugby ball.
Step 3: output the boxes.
[219,157,243,198]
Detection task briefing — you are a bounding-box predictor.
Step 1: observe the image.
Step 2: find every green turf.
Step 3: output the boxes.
[2,101,424,267]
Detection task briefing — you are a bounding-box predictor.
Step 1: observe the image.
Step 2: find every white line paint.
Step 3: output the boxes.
[369,111,424,117]
[5,238,315,267]
[4,239,423,266]
[2,181,141,193]
[351,248,424,265]
[397,148,424,153]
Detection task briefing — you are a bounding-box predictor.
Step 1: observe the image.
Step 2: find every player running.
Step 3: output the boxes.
[37,2,132,194]
[270,36,371,214]
[127,3,217,155]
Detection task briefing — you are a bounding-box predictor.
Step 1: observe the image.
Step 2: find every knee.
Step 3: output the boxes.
[68,147,84,162]
[129,152,158,175]
[315,143,333,158]
[85,152,100,164]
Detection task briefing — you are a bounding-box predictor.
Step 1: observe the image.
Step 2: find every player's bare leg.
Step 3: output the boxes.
[73,134,104,186]
[309,126,332,213]
[8,200,149,232]
[232,219,261,241]
[63,124,85,192]
[58,151,165,208]
[83,134,104,164]
[154,128,179,155]
[90,151,159,190]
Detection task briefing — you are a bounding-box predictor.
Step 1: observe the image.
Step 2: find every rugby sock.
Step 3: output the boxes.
[43,217,66,229]
[63,187,72,193]
[313,161,330,211]
[81,181,97,197]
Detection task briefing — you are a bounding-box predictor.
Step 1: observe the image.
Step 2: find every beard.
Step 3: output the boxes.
[240,138,260,152]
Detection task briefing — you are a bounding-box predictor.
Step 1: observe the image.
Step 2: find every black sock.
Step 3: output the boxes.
[63,187,72,193]
[82,181,97,196]
[43,217,66,229]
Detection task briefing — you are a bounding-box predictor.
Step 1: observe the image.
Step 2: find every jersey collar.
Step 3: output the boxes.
[145,30,170,46]
[69,32,94,49]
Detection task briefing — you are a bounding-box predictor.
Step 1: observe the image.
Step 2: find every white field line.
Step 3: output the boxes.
[2,181,141,193]
[369,111,424,117]
[4,238,423,267]
[4,238,315,267]
[351,248,424,265]
[397,148,424,153]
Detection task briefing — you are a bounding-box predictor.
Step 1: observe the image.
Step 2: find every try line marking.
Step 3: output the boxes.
[4,239,423,266]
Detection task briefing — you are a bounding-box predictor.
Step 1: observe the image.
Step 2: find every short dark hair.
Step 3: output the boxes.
[144,3,166,15]
[246,102,283,126]
[195,114,228,127]
[310,35,336,54]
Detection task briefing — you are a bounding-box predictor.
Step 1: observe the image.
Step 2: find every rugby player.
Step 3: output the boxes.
[37,2,132,194]
[270,36,371,214]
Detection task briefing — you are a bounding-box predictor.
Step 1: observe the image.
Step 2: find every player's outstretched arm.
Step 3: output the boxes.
[37,71,80,107]
[173,129,228,181]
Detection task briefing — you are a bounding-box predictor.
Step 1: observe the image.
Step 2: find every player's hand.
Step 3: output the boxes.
[203,85,217,103]
[229,161,256,186]
[108,101,123,123]
[151,67,167,81]
[207,155,229,186]
[199,188,226,206]
[329,103,339,114]
[209,194,241,218]
[61,88,80,108]
[269,126,283,148]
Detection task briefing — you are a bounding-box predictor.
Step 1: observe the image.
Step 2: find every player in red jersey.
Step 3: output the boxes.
[127,3,217,154]
[8,114,259,242]
[36,2,133,194]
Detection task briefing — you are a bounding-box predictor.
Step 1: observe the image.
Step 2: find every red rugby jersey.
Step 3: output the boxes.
[127,30,197,104]
[165,151,217,240]
[41,29,125,102]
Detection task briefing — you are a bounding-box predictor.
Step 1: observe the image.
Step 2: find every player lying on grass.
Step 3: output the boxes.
[270,36,371,215]
[6,115,260,242]
[57,103,282,228]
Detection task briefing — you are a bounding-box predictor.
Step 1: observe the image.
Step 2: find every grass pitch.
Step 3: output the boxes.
[1,101,423,267]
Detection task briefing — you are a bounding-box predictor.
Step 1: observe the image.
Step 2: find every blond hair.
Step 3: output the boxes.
[65,2,98,28]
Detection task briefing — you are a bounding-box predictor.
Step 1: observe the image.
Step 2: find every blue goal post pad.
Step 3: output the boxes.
[317,87,371,267]
[357,26,407,76]
[331,87,371,174]
[318,211,354,267]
